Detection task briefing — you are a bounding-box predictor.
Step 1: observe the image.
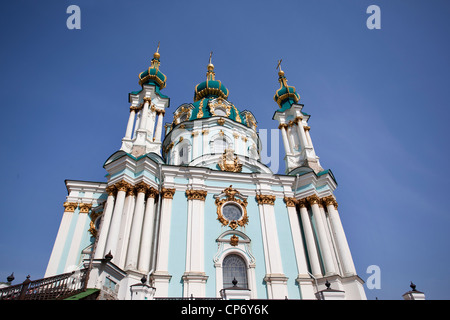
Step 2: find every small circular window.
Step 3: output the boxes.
[222,203,242,221]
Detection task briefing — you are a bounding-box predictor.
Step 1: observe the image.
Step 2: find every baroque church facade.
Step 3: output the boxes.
[45,48,367,300]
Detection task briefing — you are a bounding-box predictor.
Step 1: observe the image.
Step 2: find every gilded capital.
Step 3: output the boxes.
[186,189,208,201]
[79,203,92,214]
[303,125,311,131]
[278,123,288,130]
[63,202,78,212]
[147,187,159,199]
[105,185,116,196]
[135,182,150,194]
[322,195,338,209]
[297,198,308,208]
[283,197,297,207]
[306,194,321,206]
[161,188,176,199]
[256,194,276,205]
[115,180,132,192]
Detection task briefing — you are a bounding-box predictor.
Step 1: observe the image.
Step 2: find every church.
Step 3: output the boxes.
[44,47,367,300]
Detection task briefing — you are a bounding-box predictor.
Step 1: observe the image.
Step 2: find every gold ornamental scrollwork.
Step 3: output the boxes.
[322,195,338,209]
[214,185,249,230]
[256,194,276,205]
[63,202,78,212]
[79,203,92,214]
[283,197,297,207]
[186,189,207,201]
[218,149,242,173]
[161,188,176,199]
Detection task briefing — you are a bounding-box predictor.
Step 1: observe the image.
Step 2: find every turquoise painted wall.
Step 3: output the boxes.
[167,190,188,297]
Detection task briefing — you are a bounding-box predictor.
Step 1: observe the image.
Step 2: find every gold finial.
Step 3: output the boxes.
[276,59,284,77]
[153,41,160,59]
[208,51,214,71]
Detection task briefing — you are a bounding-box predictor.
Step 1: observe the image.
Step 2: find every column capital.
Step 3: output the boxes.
[297,198,308,208]
[105,185,116,196]
[256,194,276,205]
[303,125,311,131]
[161,188,176,199]
[306,194,322,206]
[278,123,288,130]
[114,180,133,193]
[185,189,208,201]
[135,181,150,194]
[283,196,297,207]
[147,187,159,199]
[294,116,303,124]
[130,105,142,112]
[143,97,152,103]
[63,202,78,212]
[322,195,338,209]
[79,203,92,213]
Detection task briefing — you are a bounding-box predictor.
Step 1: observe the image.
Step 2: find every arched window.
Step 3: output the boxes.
[179,144,189,165]
[214,107,227,116]
[213,138,227,154]
[222,254,248,289]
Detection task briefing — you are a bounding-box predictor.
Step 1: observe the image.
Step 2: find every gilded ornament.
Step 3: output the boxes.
[135,182,150,194]
[161,188,176,199]
[256,194,276,205]
[283,197,297,207]
[322,195,338,209]
[185,189,208,201]
[63,202,78,212]
[79,203,92,213]
[217,118,225,125]
[214,186,249,229]
[147,187,159,199]
[306,194,321,206]
[115,180,132,192]
[230,235,239,246]
[218,149,242,173]
[297,198,308,208]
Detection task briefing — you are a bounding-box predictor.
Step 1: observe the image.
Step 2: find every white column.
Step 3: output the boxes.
[45,202,78,277]
[256,194,288,299]
[279,124,291,155]
[307,195,336,276]
[125,108,136,139]
[324,197,356,276]
[104,181,130,262]
[65,203,92,271]
[192,131,199,159]
[147,107,156,140]
[94,189,116,260]
[139,99,150,130]
[202,129,209,155]
[116,189,136,269]
[153,188,175,298]
[284,198,316,299]
[184,189,208,297]
[154,110,164,142]
[295,118,308,150]
[138,189,157,273]
[133,112,141,139]
[125,184,148,270]
[298,200,322,278]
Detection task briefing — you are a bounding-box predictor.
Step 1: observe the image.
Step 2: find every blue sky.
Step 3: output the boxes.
[1,0,449,300]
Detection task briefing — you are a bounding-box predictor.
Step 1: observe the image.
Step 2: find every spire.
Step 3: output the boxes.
[138,42,167,89]
[207,51,215,80]
[273,59,300,110]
